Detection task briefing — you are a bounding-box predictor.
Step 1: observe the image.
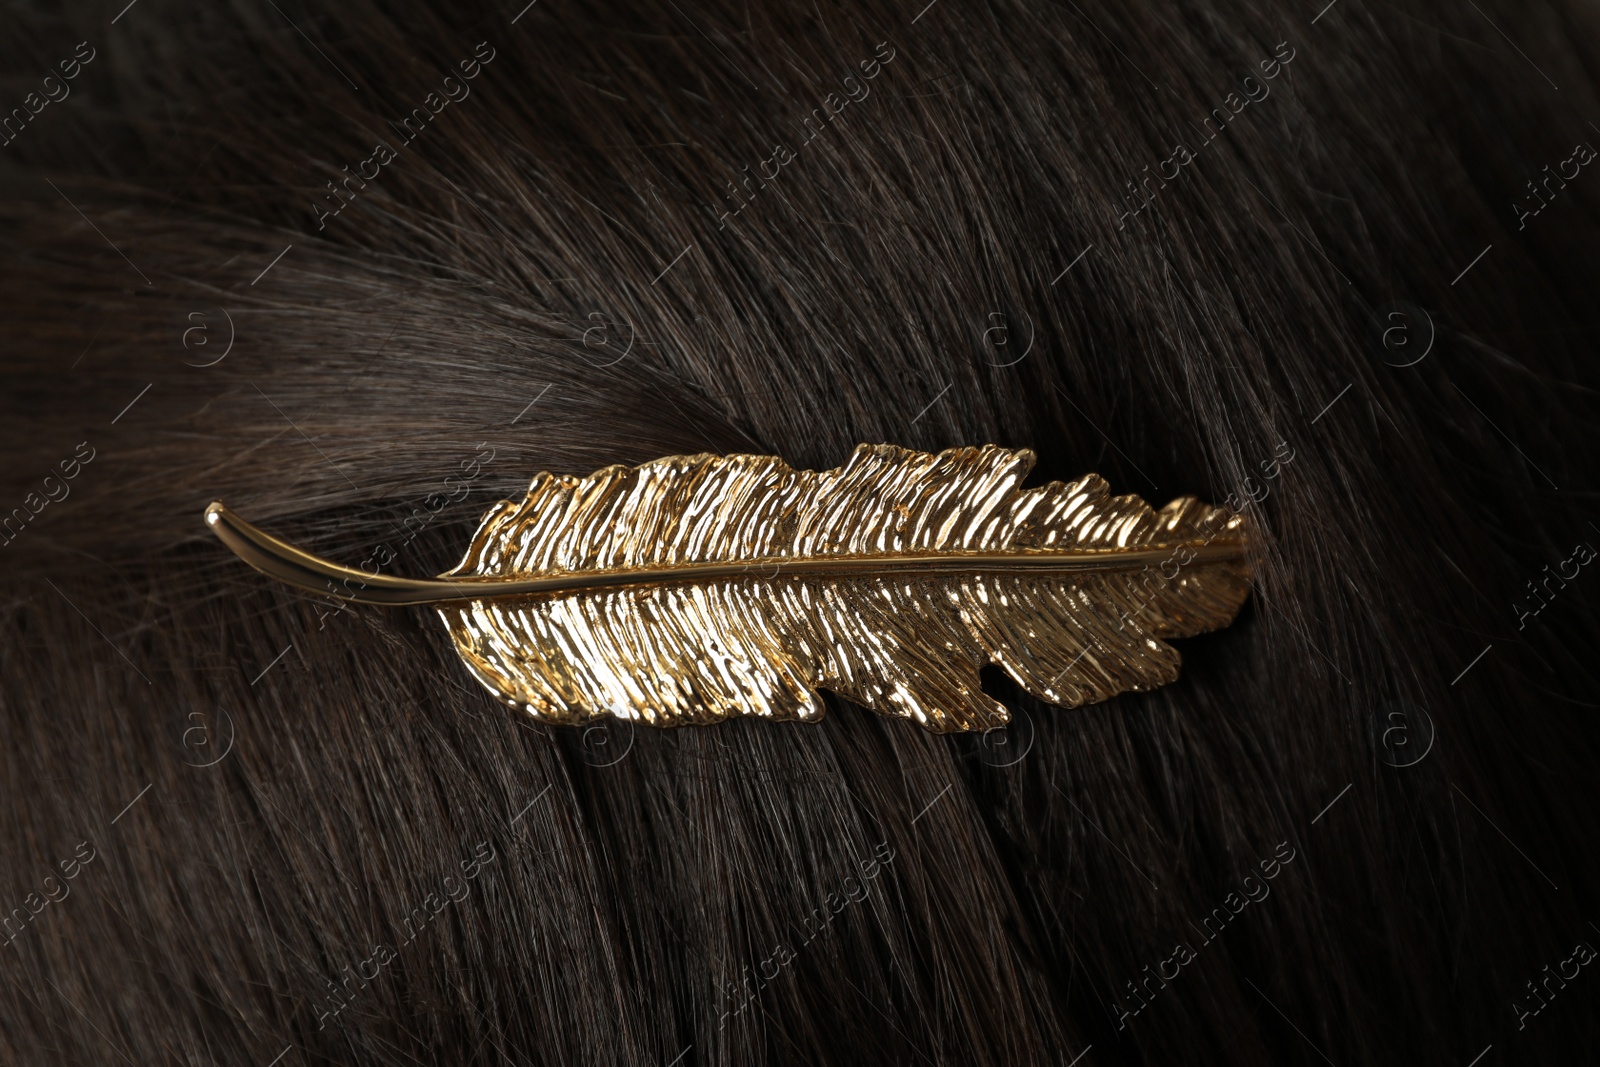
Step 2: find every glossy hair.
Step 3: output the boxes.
[2,0,1598,1062]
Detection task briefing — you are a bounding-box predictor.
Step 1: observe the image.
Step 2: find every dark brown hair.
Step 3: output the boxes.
[2,0,1598,1062]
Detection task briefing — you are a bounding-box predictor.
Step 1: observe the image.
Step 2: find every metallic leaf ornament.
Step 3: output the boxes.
[205,444,1252,732]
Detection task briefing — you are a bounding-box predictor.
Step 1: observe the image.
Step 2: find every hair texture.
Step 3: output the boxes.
[2,0,1599,1063]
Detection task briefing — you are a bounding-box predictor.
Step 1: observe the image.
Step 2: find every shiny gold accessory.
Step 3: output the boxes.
[205,444,1251,732]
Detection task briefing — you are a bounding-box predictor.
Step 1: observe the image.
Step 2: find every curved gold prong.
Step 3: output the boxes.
[204,501,1247,608]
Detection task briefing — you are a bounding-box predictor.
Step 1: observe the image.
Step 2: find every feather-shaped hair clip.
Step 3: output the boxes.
[205,444,1252,732]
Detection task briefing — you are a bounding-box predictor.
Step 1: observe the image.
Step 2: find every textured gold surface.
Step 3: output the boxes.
[206,444,1252,733]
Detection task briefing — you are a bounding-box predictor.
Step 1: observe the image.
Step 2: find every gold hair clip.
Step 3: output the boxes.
[205,444,1251,732]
